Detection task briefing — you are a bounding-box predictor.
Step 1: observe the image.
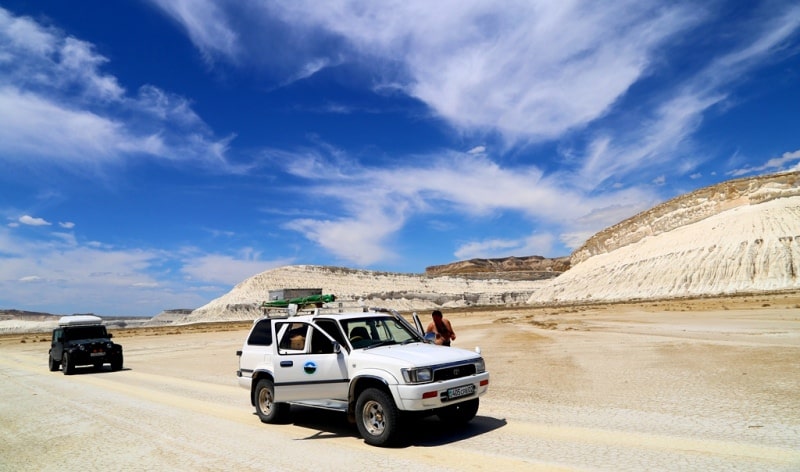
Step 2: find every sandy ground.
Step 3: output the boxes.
[1,295,799,471]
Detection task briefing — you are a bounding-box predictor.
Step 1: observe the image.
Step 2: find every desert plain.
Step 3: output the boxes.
[1,294,799,471]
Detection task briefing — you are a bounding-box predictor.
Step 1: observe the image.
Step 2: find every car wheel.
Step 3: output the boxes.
[254,379,289,423]
[48,354,60,372]
[111,355,123,371]
[62,353,74,375]
[355,388,401,446]
[436,398,479,425]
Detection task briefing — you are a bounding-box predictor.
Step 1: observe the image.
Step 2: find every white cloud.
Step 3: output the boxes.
[59,221,75,229]
[147,0,240,66]
[284,206,406,266]
[240,1,698,144]
[0,87,129,164]
[729,149,800,177]
[0,7,235,171]
[19,215,50,226]
[454,233,555,260]
[181,252,292,285]
[157,1,799,188]
[0,226,252,315]
[282,149,658,261]
[574,7,800,189]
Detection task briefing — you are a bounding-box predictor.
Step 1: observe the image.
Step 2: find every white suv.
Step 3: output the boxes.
[236,306,489,446]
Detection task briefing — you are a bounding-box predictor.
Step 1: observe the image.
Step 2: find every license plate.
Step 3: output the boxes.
[90,352,105,357]
[446,384,474,400]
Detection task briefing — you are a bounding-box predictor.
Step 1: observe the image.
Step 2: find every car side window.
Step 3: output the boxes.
[277,322,308,352]
[315,319,345,346]
[247,319,272,346]
[309,327,335,354]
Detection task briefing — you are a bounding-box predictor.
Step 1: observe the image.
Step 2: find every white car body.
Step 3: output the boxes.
[236,307,489,445]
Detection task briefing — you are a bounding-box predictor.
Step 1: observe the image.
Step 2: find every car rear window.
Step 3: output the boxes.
[247,319,272,346]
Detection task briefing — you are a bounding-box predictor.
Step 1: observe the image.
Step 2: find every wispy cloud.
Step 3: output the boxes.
[0,7,235,171]
[0,225,282,315]
[729,149,800,176]
[180,249,293,285]
[195,1,699,145]
[574,4,800,189]
[454,233,556,261]
[278,148,658,263]
[19,215,50,226]
[146,0,240,66]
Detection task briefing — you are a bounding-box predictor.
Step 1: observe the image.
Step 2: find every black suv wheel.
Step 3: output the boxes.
[48,353,60,372]
[62,353,74,375]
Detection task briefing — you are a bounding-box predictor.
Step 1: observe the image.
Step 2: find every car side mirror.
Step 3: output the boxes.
[108,333,113,338]
[333,342,341,354]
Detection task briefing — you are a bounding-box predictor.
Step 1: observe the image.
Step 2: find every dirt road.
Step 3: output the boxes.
[1,303,799,471]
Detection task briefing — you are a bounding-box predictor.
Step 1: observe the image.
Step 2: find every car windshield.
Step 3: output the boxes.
[342,316,421,349]
[63,325,108,341]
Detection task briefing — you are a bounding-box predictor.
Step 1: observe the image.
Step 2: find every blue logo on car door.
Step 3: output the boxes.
[303,361,317,374]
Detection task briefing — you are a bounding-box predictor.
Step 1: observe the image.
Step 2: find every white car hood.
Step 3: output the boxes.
[356,342,480,366]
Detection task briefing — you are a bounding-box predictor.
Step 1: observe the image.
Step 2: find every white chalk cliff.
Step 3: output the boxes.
[181,171,799,323]
[532,171,799,303]
[179,266,540,323]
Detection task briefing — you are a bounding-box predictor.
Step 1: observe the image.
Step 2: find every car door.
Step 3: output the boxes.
[51,328,64,361]
[272,321,349,402]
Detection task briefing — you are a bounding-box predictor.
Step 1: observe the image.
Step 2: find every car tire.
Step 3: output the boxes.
[62,353,74,375]
[48,354,60,372]
[254,379,290,423]
[436,398,479,425]
[355,388,401,446]
[111,355,123,371]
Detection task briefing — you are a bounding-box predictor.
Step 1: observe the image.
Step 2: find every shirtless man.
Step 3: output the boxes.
[426,310,456,346]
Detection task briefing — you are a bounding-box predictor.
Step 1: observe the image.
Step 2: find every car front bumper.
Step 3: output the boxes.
[393,371,489,411]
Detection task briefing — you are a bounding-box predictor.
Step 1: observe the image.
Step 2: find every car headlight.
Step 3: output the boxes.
[402,367,433,383]
[78,345,86,351]
[475,358,485,373]
[106,342,114,349]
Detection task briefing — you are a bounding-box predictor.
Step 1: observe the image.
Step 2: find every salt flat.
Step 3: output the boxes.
[1,296,798,471]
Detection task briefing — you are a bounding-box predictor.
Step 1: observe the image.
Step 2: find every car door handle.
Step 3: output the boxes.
[280,361,293,367]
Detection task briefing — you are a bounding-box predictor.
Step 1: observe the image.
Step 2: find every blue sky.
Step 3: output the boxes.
[1,1,799,316]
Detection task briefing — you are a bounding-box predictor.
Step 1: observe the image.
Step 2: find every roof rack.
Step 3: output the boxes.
[260,294,338,317]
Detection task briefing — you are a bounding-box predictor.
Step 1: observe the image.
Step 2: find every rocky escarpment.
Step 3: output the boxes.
[0,309,59,322]
[572,171,800,264]
[531,171,800,304]
[426,255,570,280]
[181,265,541,323]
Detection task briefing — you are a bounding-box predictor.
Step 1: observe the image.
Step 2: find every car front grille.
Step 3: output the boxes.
[433,363,476,381]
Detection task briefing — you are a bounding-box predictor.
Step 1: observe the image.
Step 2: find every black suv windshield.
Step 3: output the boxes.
[63,325,108,341]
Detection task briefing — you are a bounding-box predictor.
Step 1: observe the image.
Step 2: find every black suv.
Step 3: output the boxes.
[48,316,123,375]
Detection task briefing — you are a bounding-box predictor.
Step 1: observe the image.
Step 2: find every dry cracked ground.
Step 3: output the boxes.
[1,295,799,471]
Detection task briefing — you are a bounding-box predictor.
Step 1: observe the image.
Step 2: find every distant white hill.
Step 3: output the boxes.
[175,266,540,324]
[178,171,800,323]
[531,193,800,303]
